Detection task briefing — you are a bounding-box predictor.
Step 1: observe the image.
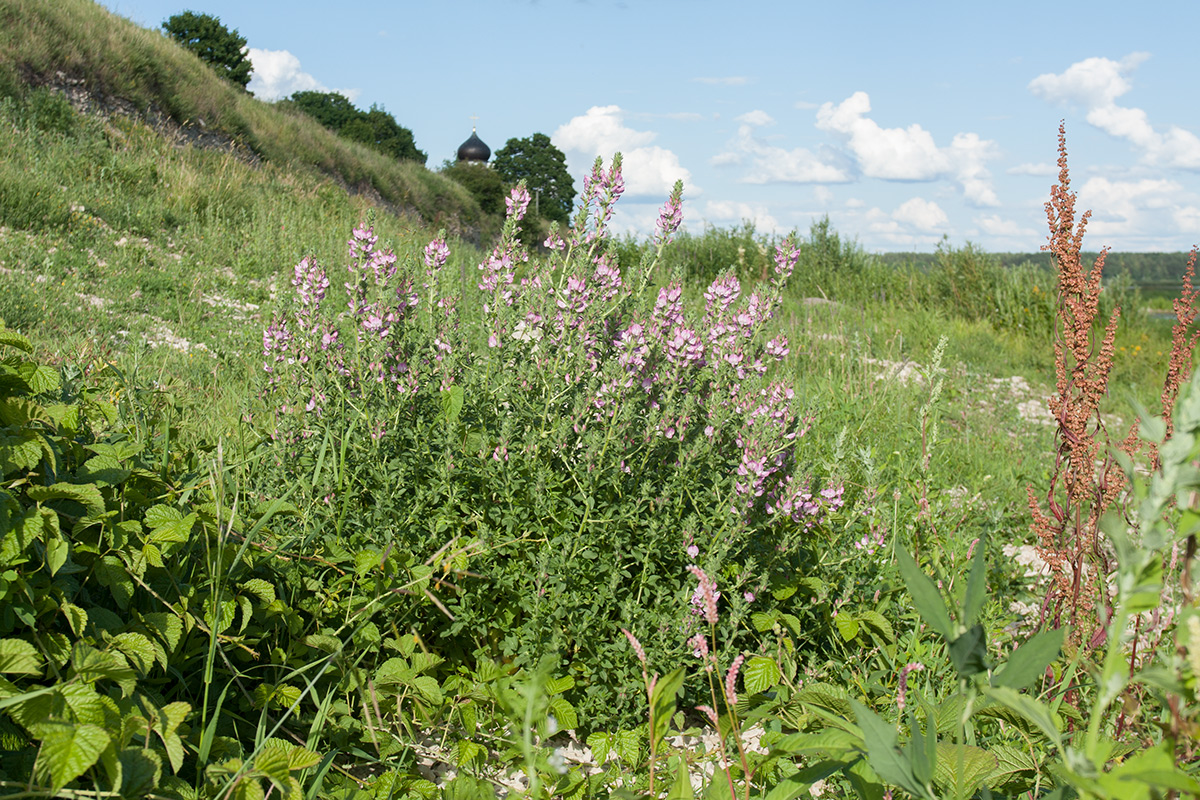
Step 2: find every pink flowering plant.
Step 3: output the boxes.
[257,156,843,727]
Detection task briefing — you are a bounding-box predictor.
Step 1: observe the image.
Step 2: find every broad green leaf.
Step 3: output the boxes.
[71,643,136,697]
[36,721,110,793]
[439,385,464,425]
[77,454,130,487]
[27,482,105,518]
[850,699,926,798]
[0,327,33,353]
[0,638,42,675]
[254,740,292,786]
[111,633,157,675]
[991,628,1064,690]
[62,604,88,638]
[963,536,987,628]
[45,532,68,576]
[796,682,854,717]
[765,760,850,800]
[142,612,182,653]
[93,555,133,609]
[982,686,1062,749]
[986,744,1040,781]
[544,675,575,695]
[614,729,641,765]
[240,578,276,605]
[933,743,998,796]
[743,656,781,695]
[650,667,684,749]
[22,363,60,394]
[549,696,578,731]
[895,548,954,640]
[857,610,895,642]
[949,624,989,678]
[666,754,694,800]
[585,731,613,765]
[835,615,861,641]
[771,729,860,760]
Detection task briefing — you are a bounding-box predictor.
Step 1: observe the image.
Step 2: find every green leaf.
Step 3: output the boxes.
[117,747,162,797]
[240,578,276,605]
[895,548,954,641]
[765,760,850,800]
[142,612,183,653]
[45,532,68,576]
[650,667,684,750]
[991,628,1064,690]
[963,536,987,628]
[932,743,999,796]
[27,482,105,518]
[835,614,861,641]
[544,675,575,695]
[666,754,694,800]
[254,740,292,786]
[548,696,578,732]
[585,731,612,765]
[981,686,1062,749]
[0,327,33,353]
[743,656,781,695]
[949,624,989,678]
[850,699,926,798]
[0,638,42,675]
[62,604,88,638]
[771,729,860,761]
[71,643,137,697]
[111,633,157,675]
[857,610,895,643]
[36,722,111,793]
[439,385,464,425]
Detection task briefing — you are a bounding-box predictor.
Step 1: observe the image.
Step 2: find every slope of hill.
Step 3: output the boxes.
[0,0,487,239]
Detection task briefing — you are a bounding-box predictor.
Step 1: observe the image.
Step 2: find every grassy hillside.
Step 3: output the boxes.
[0,0,488,239]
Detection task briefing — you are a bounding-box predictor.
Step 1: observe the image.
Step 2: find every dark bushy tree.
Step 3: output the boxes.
[441,161,506,217]
[162,11,252,89]
[287,91,360,131]
[286,93,426,165]
[492,133,575,223]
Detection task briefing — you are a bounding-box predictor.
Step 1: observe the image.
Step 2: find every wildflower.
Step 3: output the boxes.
[423,237,449,271]
[725,653,747,705]
[689,632,709,660]
[688,565,719,625]
[654,181,684,244]
[687,544,699,559]
[897,661,925,712]
[505,185,532,221]
[773,235,801,283]
[621,628,647,665]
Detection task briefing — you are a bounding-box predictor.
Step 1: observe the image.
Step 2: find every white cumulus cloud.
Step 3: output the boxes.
[247,48,360,102]
[892,198,949,232]
[1030,54,1200,170]
[713,122,850,184]
[702,200,780,232]
[553,106,695,199]
[735,110,774,127]
[814,91,1000,206]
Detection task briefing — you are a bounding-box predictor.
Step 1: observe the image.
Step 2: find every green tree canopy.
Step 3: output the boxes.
[286,93,426,165]
[441,161,506,217]
[287,91,360,131]
[162,11,252,89]
[492,133,575,223]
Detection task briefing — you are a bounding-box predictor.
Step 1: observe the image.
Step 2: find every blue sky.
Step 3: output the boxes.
[100,0,1200,252]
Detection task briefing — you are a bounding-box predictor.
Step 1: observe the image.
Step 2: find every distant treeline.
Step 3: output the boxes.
[878,251,1196,285]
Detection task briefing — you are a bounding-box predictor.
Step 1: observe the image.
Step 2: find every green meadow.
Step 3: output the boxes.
[0,2,1197,798]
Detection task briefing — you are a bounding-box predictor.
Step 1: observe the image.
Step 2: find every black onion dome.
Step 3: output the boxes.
[456,128,491,162]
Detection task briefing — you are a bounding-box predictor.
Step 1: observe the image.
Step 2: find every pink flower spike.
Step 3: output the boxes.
[897,661,926,712]
[688,565,719,625]
[725,653,747,705]
[696,704,720,728]
[621,628,647,666]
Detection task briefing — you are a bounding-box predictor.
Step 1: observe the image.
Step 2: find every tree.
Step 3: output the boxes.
[492,133,575,223]
[162,11,252,89]
[343,105,426,165]
[287,91,360,131]
[286,94,427,165]
[441,161,506,217]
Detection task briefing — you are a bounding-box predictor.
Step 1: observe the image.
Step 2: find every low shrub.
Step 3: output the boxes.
[254,159,846,729]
